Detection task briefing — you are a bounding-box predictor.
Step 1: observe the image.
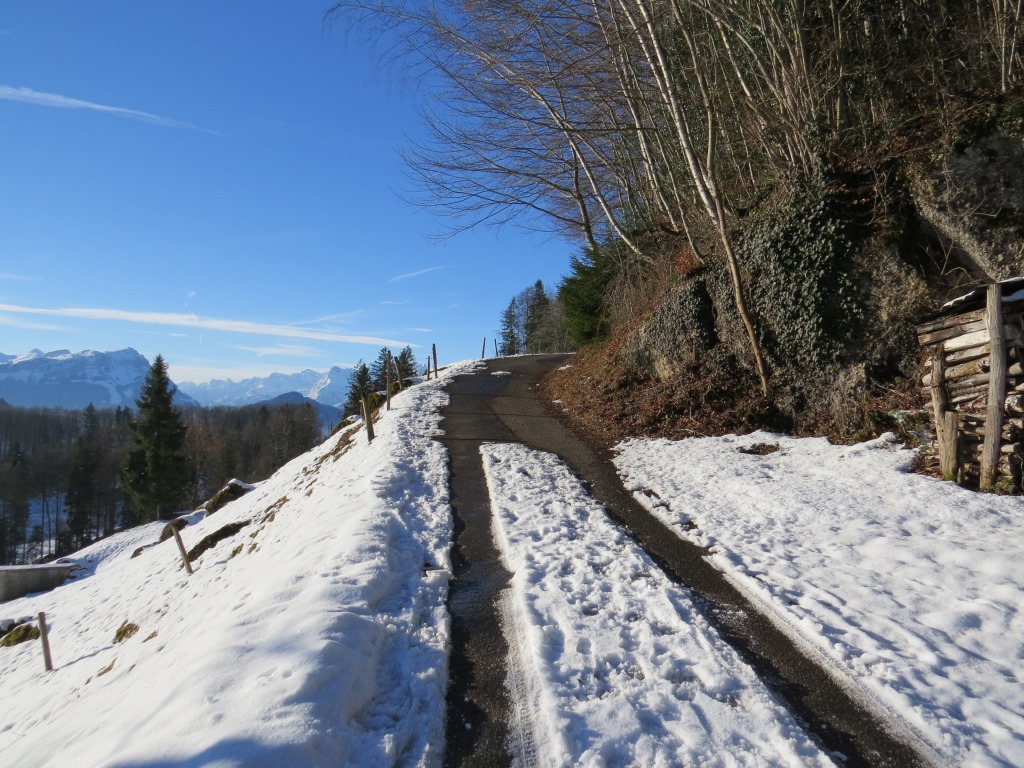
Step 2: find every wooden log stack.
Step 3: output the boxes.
[917,279,1024,489]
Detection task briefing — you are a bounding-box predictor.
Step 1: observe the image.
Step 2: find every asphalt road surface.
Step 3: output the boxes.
[438,354,941,768]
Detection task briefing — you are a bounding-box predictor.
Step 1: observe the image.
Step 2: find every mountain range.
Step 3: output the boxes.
[177,366,354,408]
[0,349,354,412]
[0,348,197,409]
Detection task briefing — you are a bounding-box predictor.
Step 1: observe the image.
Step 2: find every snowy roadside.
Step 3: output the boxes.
[0,360,482,768]
[482,442,834,768]
[614,432,1024,768]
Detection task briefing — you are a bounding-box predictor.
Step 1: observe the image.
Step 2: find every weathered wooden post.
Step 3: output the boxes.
[481,337,487,359]
[38,612,53,672]
[386,350,392,412]
[982,284,1007,490]
[362,396,375,442]
[493,339,498,357]
[172,526,194,574]
[392,356,404,391]
[432,344,439,378]
[929,344,960,479]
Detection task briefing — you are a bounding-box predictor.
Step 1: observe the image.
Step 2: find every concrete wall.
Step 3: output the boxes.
[0,564,76,603]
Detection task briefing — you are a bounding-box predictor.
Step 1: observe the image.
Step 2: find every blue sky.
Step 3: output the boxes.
[0,1,573,383]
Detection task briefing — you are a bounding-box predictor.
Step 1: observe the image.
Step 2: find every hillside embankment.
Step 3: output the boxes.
[548,112,1024,449]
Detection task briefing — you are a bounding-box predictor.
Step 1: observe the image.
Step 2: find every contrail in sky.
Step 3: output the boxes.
[0,85,220,133]
[0,303,414,348]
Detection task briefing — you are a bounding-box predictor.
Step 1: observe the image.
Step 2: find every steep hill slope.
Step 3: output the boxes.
[0,362,474,765]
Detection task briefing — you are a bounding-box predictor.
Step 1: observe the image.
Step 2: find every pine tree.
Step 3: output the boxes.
[524,279,549,352]
[395,346,417,385]
[344,361,373,417]
[499,300,520,356]
[121,355,191,522]
[0,443,30,563]
[369,347,392,392]
[66,404,101,549]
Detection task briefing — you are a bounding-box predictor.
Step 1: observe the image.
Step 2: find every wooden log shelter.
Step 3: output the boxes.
[917,278,1024,490]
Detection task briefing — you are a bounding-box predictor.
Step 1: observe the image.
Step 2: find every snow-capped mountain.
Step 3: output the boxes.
[0,348,197,409]
[178,365,354,408]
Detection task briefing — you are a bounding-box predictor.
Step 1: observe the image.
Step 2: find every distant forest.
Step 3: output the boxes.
[0,399,321,565]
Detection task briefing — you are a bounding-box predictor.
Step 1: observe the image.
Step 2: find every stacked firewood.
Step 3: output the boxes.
[917,279,1024,489]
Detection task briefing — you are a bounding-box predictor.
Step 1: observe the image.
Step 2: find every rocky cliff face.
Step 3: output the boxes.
[912,120,1024,280]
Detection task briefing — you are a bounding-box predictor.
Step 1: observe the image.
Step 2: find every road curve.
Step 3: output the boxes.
[439,354,940,768]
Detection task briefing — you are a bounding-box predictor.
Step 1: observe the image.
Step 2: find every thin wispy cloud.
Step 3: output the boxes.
[234,343,322,358]
[0,85,220,134]
[290,310,364,327]
[0,303,415,348]
[406,327,432,333]
[0,314,68,332]
[381,300,409,306]
[0,272,38,281]
[388,266,447,283]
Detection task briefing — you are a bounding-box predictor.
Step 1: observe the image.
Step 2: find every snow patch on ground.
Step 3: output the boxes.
[482,442,833,768]
[615,431,1024,768]
[0,359,482,768]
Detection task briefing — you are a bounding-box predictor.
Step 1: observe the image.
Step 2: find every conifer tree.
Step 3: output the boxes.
[395,346,418,385]
[66,404,101,548]
[524,279,549,352]
[369,347,393,392]
[499,300,520,356]
[121,355,191,522]
[344,360,373,416]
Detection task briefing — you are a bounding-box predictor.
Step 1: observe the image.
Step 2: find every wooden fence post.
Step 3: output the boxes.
[929,344,960,480]
[432,344,439,378]
[982,283,1007,490]
[38,612,53,672]
[172,526,194,574]
[494,339,498,357]
[386,350,392,411]
[362,396,375,442]
[481,337,486,359]
[393,356,404,391]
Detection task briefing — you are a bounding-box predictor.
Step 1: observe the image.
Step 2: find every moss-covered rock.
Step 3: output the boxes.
[158,516,188,543]
[186,519,251,563]
[204,479,253,515]
[620,274,718,381]
[1,621,40,647]
[911,111,1024,280]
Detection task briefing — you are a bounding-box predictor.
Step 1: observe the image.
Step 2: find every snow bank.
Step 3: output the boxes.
[615,431,1024,768]
[0,360,481,767]
[482,443,833,768]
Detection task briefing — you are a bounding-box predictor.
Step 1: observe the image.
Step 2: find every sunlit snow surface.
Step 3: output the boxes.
[615,432,1024,768]
[0,360,482,768]
[482,443,832,767]
[5,365,1022,768]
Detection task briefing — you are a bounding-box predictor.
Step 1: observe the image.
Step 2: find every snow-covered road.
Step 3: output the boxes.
[1,357,1021,767]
